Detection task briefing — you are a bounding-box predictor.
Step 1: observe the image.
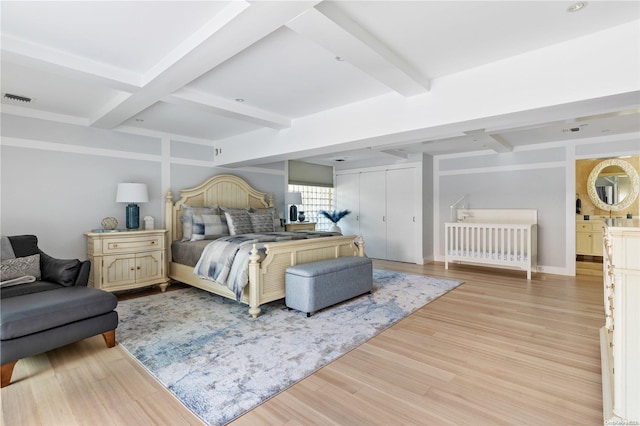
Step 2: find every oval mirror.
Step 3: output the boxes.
[587,158,639,212]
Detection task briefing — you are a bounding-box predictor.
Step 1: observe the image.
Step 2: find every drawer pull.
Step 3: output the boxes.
[150,241,156,245]
[130,267,135,271]
[137,266,141,270]
[113,244,118,248]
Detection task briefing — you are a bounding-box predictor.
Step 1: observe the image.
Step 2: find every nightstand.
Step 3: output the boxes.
[285,222,316,231]
[85,229,168,292]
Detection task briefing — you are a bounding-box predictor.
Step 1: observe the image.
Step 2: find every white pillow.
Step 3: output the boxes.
[1,253,41,286]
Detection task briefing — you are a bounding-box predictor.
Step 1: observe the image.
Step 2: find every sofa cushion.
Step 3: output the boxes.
[0,287,118,340]
[40,254,81,286]
[7,235,39,258]
[0,280,63,298]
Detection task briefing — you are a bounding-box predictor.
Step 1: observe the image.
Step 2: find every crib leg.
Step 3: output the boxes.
[527,269,531,280]
[445,261,449,270]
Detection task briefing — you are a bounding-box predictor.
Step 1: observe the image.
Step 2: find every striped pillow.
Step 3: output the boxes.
[190,214,229,241]
[249,212,275,232]
[181,205,219,241]
[251,207,282,231]
[224,211,253,235]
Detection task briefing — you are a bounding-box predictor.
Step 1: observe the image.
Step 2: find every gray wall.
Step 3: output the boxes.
[1,113,286,260]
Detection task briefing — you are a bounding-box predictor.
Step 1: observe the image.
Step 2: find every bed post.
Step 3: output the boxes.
[165,191,173,262]
[248,244,261,318]
[357,235,365,257]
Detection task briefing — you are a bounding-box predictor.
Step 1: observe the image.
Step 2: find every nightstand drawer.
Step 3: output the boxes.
[102,235,163,254]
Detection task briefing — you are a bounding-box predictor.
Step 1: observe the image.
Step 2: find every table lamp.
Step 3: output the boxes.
[285,192,302,222]
[116,183,148,229]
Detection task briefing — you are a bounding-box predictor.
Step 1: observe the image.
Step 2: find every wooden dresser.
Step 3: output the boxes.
[601,219,639,424]
[85,229,168,292]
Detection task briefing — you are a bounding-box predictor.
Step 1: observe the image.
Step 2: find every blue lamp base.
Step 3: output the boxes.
[125,203,140,229]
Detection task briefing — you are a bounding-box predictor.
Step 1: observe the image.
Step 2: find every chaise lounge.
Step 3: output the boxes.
[1,235,118,387]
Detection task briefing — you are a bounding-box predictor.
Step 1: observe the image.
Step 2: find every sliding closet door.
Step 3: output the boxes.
[385,167,416,262]
[335,173,360,236]
[359,171,387,259]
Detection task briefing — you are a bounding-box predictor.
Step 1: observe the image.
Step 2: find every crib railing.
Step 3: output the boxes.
[445,222,536,279]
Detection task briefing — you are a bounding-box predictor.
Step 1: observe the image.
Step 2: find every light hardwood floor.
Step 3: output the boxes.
[1,261,605,426]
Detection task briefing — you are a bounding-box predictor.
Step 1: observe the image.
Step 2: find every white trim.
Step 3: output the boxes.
[0,136,162,162]
[433,153,441,265]
[439,161,565,176]
[334,160,423,175]
[566,142,577,276]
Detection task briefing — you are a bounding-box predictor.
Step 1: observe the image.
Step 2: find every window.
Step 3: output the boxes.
[288,184,334,231]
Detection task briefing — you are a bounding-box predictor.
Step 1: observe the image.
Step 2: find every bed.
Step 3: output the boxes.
[164,174,365,317]
[445,208,538,279]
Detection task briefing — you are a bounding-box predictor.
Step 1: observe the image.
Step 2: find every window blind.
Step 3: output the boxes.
[288,160,333,187]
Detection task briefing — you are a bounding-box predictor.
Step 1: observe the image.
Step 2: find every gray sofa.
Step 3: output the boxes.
[1,235,118,387]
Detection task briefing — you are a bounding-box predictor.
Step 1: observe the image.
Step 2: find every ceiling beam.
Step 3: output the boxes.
[90,1,321,129]
[165,88,290,130]
[287,4,429,97]
[1,38,141,92]
[464,129,513,153]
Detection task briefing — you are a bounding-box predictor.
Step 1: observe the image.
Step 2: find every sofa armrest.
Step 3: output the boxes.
[74,260,90,287]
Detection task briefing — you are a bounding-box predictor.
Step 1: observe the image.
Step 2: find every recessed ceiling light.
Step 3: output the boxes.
[135,118,144,122]
[334,158,346,162]
[335,56,345,62]
[235,98,245,103]
[567,2,586,12]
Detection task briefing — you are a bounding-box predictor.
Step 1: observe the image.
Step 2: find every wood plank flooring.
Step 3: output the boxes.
[1,261,604,425]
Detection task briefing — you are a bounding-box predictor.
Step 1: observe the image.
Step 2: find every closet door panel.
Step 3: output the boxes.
[336,173,360,236]
[359,171,387,259]
[386,168,416,262]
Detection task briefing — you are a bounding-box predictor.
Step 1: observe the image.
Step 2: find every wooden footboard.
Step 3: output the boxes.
[169,235,365,317]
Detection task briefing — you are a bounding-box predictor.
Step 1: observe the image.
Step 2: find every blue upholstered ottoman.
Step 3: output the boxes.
[285,256,373,316]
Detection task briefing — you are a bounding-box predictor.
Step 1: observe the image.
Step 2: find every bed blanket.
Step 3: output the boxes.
[193,231,339,301]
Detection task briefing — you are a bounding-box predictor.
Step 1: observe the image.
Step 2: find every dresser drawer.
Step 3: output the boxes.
[102,235,163,254]
[577,222,602,232]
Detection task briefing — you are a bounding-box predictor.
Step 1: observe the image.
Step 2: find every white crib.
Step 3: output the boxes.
[445,209,538,279]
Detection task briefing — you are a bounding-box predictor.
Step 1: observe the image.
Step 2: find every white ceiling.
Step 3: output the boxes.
[1,1,639,168]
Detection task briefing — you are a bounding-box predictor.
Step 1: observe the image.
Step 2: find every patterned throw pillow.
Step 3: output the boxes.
[249,212,275,232]
[190,214,230,241]
[1,253,41,282]
[251,207,282,231]
[181,205,219,241]
[224,211,254,235]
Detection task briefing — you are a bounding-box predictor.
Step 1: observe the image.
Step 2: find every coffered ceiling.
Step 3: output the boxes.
[1,1,639,168]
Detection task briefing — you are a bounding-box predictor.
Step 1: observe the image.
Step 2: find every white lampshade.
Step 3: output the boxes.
[285,192,302,205]
[116,183,148,203]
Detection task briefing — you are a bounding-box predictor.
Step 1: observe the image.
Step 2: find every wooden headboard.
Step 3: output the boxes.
[165,174,273,242]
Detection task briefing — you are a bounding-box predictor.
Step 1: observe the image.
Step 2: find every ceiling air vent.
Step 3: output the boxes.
[3,93,33,103]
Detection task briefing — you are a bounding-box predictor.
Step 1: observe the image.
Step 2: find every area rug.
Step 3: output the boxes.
[116,269,462,425]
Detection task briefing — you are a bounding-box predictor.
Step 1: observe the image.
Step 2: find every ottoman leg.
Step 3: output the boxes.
[1,360,18,388]
[102,329,116,348]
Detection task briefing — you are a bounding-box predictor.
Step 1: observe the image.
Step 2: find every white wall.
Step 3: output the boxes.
[0,113,286,260]
[434,133,640,275]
